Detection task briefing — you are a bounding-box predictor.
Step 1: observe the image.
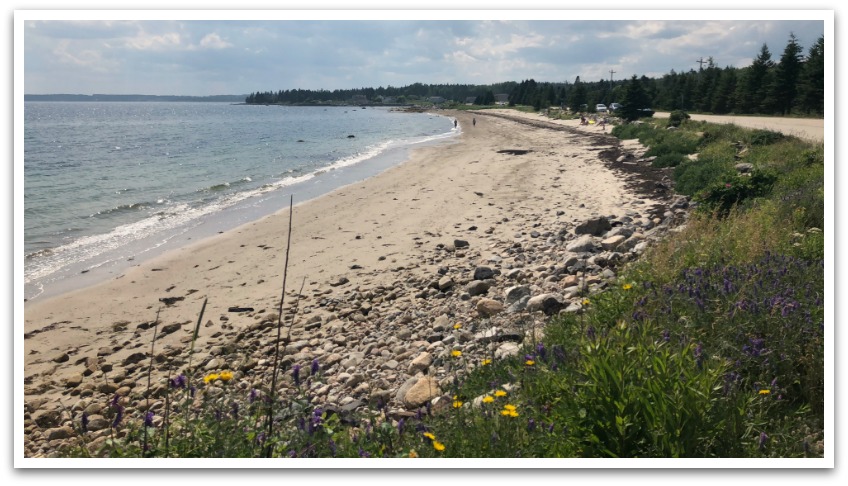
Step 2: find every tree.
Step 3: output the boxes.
[569,76,588,111]
[767,33,805,115]
[736,43,774,113]
[619,75,652,121]
[710,67,738,114]
[798,35,825,115]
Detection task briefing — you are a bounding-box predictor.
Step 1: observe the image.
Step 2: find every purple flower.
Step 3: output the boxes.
[169,374,187,389]
[311,358,320,376]
[81,412,89,433]
[144,411,154,427]
[759,431,769,451]
[249,389,259,404]
[527,418,536,432]
[397,418,405,436]
[536,343,547,362]
[111,404,124,428]
[292,364,301,386]
[288,450,298,458]
[329,439,337,457]
[359,447,371,458]
[586,326,596,341]
[662,329,670,342]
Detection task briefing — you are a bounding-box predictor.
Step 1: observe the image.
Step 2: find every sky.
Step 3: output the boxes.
[19,11,827,97]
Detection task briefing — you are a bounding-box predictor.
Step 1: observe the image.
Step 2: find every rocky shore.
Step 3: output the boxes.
[22,110,691,457]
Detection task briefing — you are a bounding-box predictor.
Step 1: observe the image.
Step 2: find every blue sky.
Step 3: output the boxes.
[20,11,827,96]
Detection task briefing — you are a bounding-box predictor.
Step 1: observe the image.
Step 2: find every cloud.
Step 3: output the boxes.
[198,33,232,49]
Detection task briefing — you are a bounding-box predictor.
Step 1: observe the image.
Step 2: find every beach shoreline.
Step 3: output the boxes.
[21,109,683,456]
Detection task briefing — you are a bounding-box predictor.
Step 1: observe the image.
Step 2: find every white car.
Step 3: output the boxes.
[596,104,608,113]
[609,103,622,112]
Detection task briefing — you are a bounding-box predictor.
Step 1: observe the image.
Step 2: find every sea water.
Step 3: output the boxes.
[23,102,457,302]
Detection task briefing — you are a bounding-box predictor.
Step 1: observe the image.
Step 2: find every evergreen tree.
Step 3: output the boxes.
[710,67,738,114]
[766,33,805,115]
[798,35,825,115]
[736,43,774,113]
[619,75,652,121]
[569,76,588,111]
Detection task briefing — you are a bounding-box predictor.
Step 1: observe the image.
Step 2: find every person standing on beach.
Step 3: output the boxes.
[454,119,458,128]
[473,117,476,127]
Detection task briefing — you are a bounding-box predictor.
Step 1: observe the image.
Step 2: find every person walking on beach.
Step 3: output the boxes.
[454,119,458,128]
[472,117,476,127]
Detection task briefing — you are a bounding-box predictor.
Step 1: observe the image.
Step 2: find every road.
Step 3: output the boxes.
[653,112,824,143]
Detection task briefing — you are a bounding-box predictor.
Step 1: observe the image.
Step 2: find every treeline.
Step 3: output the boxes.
[245,82,518,105]
[246,32,824,117]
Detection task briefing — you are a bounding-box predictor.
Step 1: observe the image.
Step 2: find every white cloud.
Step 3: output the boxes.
[124,32,183,51]
[199,33,232,49]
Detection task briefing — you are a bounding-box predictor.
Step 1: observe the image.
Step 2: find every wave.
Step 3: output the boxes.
[89,202,149,218]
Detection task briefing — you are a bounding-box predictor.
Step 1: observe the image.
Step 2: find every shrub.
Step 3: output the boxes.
[749,129,786,146]
[695,169,779,217]
[652,152,686,168]
[667,110,690,127]
[644,131,700,158]
[673,159,735,196]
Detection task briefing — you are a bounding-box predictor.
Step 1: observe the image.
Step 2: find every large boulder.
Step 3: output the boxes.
[575,217,612,236]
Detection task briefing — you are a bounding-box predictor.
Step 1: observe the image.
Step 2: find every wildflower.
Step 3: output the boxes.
[112,404,124,428]
[503,404,517,412]
[582,298,591,306]
[525,359,535,366]
[527,418,536,432]
[453,400,463,408]
[500,407,519,418]
[482,395,494,404]
[433,441,446,452]
[622,283,633,290]
[586,325,596,341]
[397,418,405,436]
[249,388,259,403]
[451,350,462,358]
[144,411,154,428]
[759,431,769,451]
[292,364,301,386]
[409,449,419,458]
[218,370,233,382]
[481,359,492,366]
[453,322,462,330]
[311,358,320,376]
[170,374,187,389]
[203,373,219,384]
[759,389,771,395]
[423,432,436,441]
[494,390,508,398]
[81,412,89,433]
[725,183,732,188]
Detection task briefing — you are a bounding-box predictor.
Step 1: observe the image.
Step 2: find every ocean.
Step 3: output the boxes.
[23,102,458,302]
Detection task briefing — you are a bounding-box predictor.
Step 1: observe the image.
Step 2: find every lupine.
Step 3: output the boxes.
[311,358,320,376]
[81,412,89,433]
[759,431,769,451]
[292,365,301,386]
[144,411,154,427]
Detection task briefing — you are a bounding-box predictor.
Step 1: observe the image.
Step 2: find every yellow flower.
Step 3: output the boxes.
[203,373,219,384]
[759,389,771,395]
[453,400,463,408]
[451,350,462,358]
[481,359,492,366]
[218,370,233,382]
[500,409,519,418]
[494,390,507,397]
[503,404,517,412]
[622,283,633,290]
[453,323,462,330]
[582,298,591,306]
[423,432,436,441]
[482,395,494,404]
[433,441,445,452]
[408,449,419,458]
[525,360,535,366]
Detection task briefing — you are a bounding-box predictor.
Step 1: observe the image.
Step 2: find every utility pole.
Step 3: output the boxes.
[696,58,707,70]
[609,69,616,89]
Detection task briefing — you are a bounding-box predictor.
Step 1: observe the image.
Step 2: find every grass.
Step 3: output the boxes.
[51,113,825,459]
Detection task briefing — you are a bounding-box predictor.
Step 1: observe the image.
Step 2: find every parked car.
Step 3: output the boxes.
[595,104,608,113]
[609,103,622,112]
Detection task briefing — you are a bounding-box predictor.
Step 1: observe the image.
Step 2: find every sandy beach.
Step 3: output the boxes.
[22,109,679,456]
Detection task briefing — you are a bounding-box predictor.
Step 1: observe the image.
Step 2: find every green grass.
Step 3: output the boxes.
[54,116,825,459]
